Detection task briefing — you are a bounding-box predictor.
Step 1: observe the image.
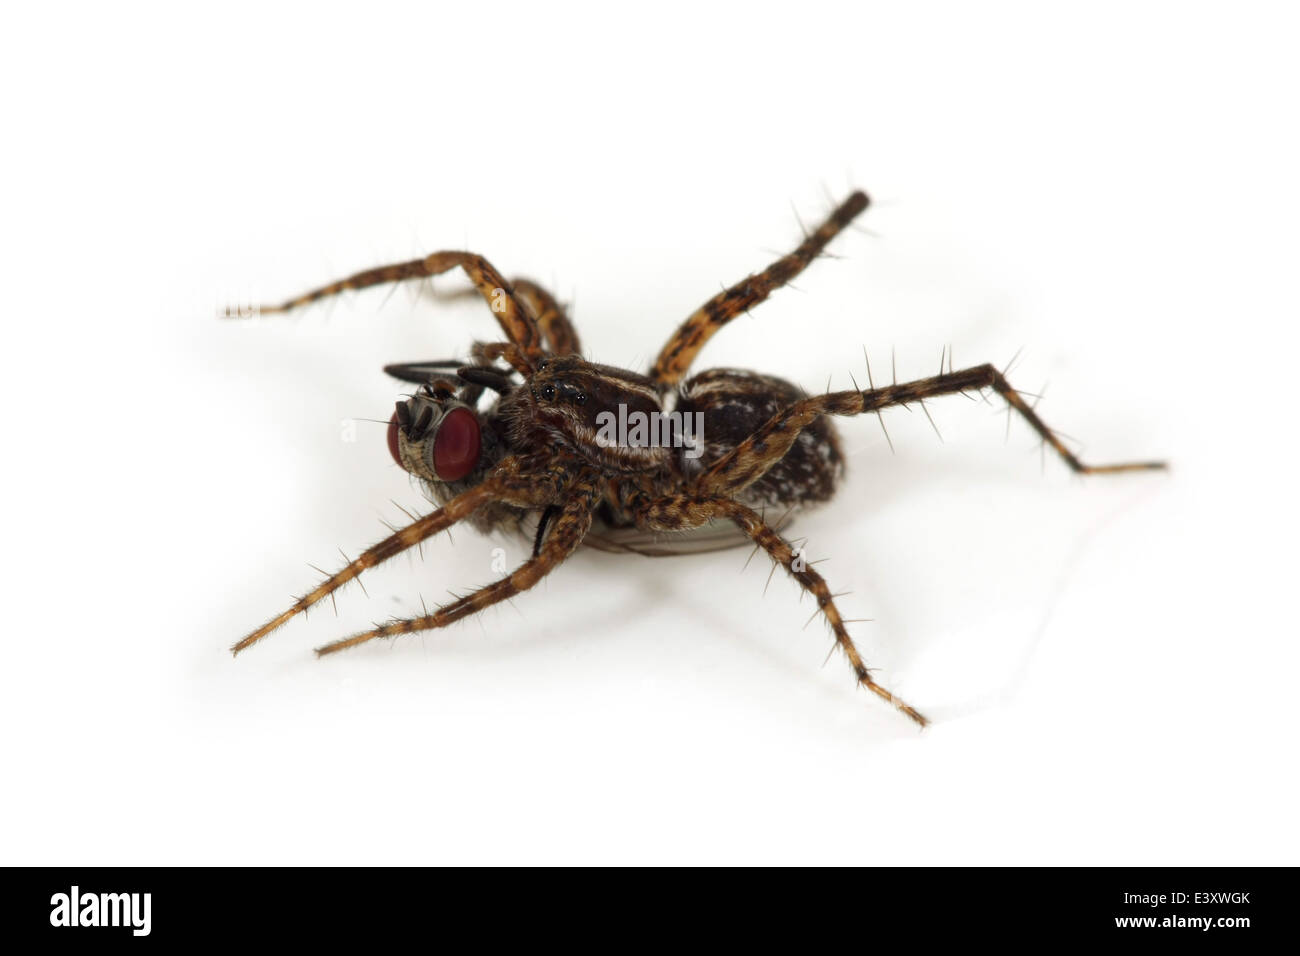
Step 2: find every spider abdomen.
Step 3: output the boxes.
[676,368,845,509]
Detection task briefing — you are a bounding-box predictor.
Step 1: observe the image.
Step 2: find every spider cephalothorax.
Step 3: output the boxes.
[507,356,671,473]
[230,190,1165,727]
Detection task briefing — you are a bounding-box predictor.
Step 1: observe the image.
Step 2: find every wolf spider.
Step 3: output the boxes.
[229,190,1164,727]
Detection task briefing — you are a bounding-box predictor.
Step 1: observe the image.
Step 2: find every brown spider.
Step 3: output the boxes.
[229,190,1165,727]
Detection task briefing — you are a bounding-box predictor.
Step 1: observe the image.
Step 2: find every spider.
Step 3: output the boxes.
[229,190,1165,727]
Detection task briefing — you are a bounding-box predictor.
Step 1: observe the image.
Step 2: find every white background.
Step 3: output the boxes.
[3,2,1296,865]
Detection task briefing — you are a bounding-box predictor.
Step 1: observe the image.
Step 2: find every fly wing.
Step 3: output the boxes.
[580,521,754,557]
[511,510,757,557]
[514,504,801,558]
[582,510,801,557]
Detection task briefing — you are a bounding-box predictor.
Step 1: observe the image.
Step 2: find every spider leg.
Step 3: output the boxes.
[232,457,559,655]
[233,251,542,371]
[313,472,601,656]
[630,492,926,726]
[440,278,580,355]
[649,190,869,386]
[511,278,581,356]
[474,341,534,374]
[694,363,1167,497]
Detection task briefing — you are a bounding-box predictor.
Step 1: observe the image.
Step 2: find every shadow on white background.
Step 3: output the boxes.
[3,2,1295,864]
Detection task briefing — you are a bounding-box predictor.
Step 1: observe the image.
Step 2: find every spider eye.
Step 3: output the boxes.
[573,392,586,405]
[432,407,482,481]
[541,384,555,401]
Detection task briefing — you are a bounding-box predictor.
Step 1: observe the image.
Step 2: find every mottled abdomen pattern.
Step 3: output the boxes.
[676,368,844,509]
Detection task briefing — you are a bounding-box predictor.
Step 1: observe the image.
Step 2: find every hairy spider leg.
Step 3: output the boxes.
[231,457,570,655]
[313,471,601,656]
[231,251,543,372]
[626,491,927,726]
[649,190,869,386]
[694,363,1167,498]
[410,276,582,356]
[512,278,581,356]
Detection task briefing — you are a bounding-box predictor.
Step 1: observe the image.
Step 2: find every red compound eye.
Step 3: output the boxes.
[432,407,481,481]
[387,411,404,467]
